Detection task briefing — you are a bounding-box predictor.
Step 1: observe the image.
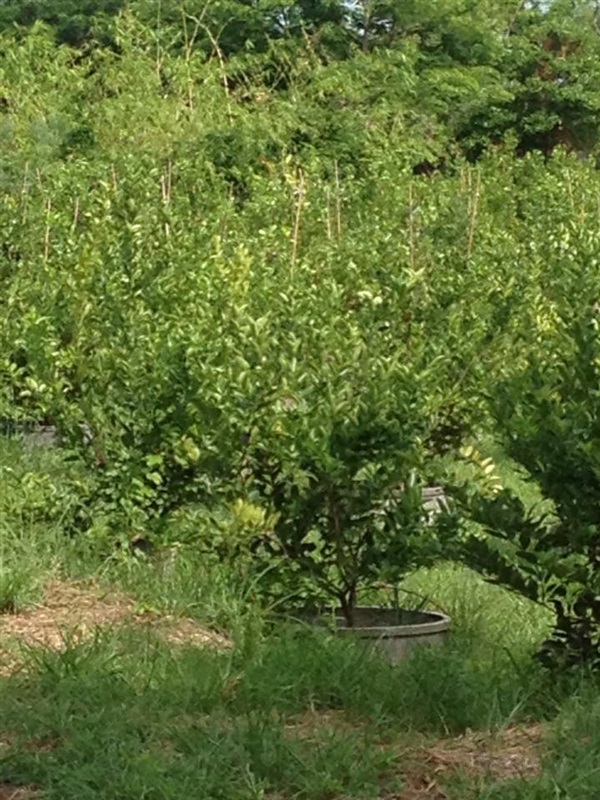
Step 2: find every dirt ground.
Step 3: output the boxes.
[0,786,39,800]
[0,578,231,676]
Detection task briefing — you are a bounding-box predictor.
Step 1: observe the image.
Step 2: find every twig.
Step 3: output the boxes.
[194,18,233,124]
[504,0,526,38]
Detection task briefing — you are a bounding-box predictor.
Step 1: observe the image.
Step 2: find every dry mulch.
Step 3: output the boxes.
[281,711,542,799]
[0,579,231,676]
[392,723,543,799]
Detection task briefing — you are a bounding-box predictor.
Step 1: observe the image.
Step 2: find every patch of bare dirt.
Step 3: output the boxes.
[146,614,230,649]
[0,579,231,675]
[392,724,543,799]
[0,785,38,800]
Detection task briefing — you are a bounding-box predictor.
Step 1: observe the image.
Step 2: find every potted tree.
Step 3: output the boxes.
[244,362,452,662]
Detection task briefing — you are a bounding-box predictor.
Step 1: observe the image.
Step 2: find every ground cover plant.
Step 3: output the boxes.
[2,3,600,798]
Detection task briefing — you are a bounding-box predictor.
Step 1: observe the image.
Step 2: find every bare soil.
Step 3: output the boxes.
[0,578,231,676]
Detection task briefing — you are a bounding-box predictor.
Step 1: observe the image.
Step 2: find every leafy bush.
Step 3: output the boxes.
[244,346,446,622]
[454,221,600,667]
[2,18,600,634]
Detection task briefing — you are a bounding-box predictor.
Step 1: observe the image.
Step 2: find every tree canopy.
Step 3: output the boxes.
[0,0,599,160]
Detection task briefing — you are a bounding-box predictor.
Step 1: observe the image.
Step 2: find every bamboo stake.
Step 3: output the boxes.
[20,162,30,221]
[181,10,204,111]
[291,169,306,273]
[334,160,342,238]
[160,159,172,237]
[325,186,333,241]
[408,182,416,273]
[467,170,481,259]
[72,197,80,230]
[161,176,171,237]
[43,199,51,262]
[200,22,233,125]
[566,170,575,214]
[155,0,163,81]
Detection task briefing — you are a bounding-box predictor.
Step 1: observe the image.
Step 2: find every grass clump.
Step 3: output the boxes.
[0,630,395,800]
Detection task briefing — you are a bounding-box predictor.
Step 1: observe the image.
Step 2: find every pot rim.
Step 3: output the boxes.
[310,606,451,638]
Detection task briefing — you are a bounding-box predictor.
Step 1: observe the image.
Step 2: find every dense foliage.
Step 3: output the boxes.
[1,1,600,160]
[1,4,600,660]
[456,241,600,667]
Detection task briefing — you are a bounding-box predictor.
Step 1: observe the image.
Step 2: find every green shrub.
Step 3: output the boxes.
[454,225,600,667]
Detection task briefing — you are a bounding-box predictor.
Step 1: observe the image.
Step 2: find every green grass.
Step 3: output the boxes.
[1,436,599,799]
[479,690,600,799]
[0,634,396,800]
[0,437,92,612]
[1,617,598,800]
